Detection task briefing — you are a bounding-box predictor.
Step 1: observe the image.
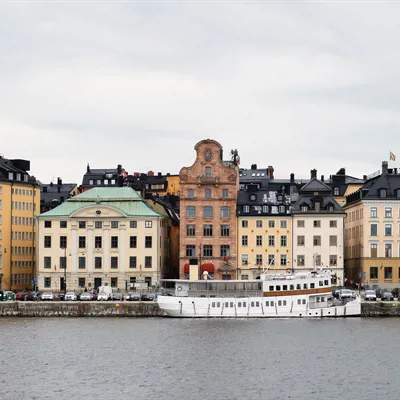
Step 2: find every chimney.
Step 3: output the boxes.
[167,173,170,176]
[290,173,295,183]
[382,161,388,175]
[57,177,62,186]
[87,163,90,173]
[50,182,53,187]
[148,171,154,177]
[394,168,398,175]
[363,175,367,181]
[251,164,257,170]
[310,169,317,179]
[117,164,122,174]
[158,172,162,177]
[268,165,274,179]
[321,175,324,182]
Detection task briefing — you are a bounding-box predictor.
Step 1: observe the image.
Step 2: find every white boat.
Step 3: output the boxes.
[157,270,361,318]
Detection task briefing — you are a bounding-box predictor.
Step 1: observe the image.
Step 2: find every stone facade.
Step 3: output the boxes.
[179,139,239,280]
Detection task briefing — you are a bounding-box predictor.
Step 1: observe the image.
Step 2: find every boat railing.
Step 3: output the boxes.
[309,299,347,309]
[187,290,263,298]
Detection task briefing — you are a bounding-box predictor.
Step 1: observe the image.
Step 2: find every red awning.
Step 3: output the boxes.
[202,263,214,273]
[184,263,190,273]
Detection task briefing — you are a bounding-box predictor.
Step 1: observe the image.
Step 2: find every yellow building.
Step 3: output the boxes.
[344,162,400,288]
[0,157,40,291]
[166,174,180,196]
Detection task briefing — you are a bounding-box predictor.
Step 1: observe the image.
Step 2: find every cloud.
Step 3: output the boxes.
[1,1,399,184]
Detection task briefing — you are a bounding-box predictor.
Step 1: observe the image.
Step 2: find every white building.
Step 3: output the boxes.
[37,187,168,291]
[292,177,345,285]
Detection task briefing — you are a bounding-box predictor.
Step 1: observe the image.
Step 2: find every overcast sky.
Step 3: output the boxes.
[1,1,399,184]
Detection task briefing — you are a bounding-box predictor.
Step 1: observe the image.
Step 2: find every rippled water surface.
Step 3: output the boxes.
[1,318,400,400]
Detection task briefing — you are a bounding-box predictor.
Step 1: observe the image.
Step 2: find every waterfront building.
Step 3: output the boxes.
[179,139,240,280]
[40,178,78,213]
[292,170,345,284]
[37,187,168,292]
[344,161,400,288]
[0,157,40,291]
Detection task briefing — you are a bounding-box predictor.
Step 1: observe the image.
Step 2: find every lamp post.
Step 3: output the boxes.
[62,246,67,296]
[199,244,202,280]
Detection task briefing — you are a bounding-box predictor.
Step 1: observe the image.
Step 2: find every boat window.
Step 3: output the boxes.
[226,283,235,291]
[256,301,260,307]
[189,283,197,290]
[271,301,274,306]
[251,302,255,307]
[276,285,281,291]
[319,281,324,287]
[217,302,220,307]
[266,301,269,307]
[283,300,287,306]
[278,300,282,306]
[302,299,306,304]
[269,286,274,291]
[230,302,234,308]
[238,302,241,308]
[324,280,329,286]
[297,299,301,305]
[303,284,308,289]
[283,285,288,291]
[225,302,229,308]
[321,297,325,302]
[243,302,247,307]
[316,297,320,302]
[212,302,216,308]
[310,283,315,289]
[296,284,301,290]
[236,283,245,291]
[290,285,294,290]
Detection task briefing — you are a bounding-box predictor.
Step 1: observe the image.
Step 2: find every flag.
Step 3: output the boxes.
[390,152,396,161]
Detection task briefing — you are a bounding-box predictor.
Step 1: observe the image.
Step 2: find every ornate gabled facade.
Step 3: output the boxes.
[179,139,239,280]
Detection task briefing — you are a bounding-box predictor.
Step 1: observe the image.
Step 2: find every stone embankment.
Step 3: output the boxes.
[0,301,165,317]
[361,301,400,317]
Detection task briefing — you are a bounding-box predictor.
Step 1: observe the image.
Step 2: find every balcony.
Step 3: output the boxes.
[200,176,217,185]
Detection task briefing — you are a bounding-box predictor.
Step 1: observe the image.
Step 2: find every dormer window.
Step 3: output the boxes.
[315,202,320,212]
[380,189,387,198]
[397,189,400,198]
[328,205,334,211]
[24,175,28,182]
[250,194,256,201]
[243,205,250,213]
[8,172,13,180]
[16,173,21,181]
[333,187,340,196]
[301,205,308,212]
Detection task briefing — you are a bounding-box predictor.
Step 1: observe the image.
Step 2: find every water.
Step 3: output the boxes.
[1,318,400,400]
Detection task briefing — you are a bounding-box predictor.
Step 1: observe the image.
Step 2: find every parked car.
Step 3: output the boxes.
[381,292,394,301]
[125,292,140,301]
[40,292,54,301]
[58,292,65,301]
[26,292,38,301]
[15,292,28,301]
[339,289,354,300]
[65,292,78,301]
[112,292,123,301]
[80,292,94,301]
[364,290,377,301]
[97,292,111,301]
[141,293,156,302]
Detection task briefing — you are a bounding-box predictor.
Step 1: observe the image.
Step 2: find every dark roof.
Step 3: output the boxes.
[81,163,126,188]
[0,157,37,185]
[40,182,77,205]
[300,178,332,193]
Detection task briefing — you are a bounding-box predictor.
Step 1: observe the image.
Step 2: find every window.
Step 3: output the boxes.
[188,189,195,198]
[78,257,86,269]
[60,256,66,269]
[130,221,137,229]
[220,224,230,237]
[315,255,321,266]
[145,221,152,228]
[95,257,102,269]
[280,235,287,247]
[60,236,67,249]
[111,257,118,269]
[221,207,230,218]
[220,245,230,257]
[203,224,213,236]
[370,267,378,279]
[95,221,102,229]
[186,245,196,257]
[268,254,275,266]
[111,221,119,229]
[44,221,52,228]
[380,189,387,198]
[369,243,378,258]
[370,224,378,236]
[329,255,337,266]
[222,189,229,199]
[297,255,305,266]
[329,220,337,228]
[242,220,248,228]
[145,236,152,248]
[384,266,392,279]
[385,244,392,258]
[280,220,287,229]
[313,220,321,228]
[111,236,119,248]
[205,167,211,177]
[385,207,392,218]
[268,235,275,246]
[203,245,213,257]
[203,206,213,218]
[186,206,196,218]
[301,206,308,212]
[329,235,337,246]
[268,220,275,228]
[60,221,67,228]
[95,236,102,248]
[370,207,377,218]
[334,187,340,196]
[241,254,248,266]
[44,256,51,269]
[130,236,137,248]
[79,221,86,229]
[129,256,137,268]
[243,205,250,213]
[256,220,263,228]
[280,255,287,266]
[44,277,51,288]
[78,278,86,288]
[297,220,305,228]
[205,189,212,199]
[242,235,248,246]
[297,235,305,246]
[256,235,263,246]
[256,254,263,265]
[79,236,86,249]
[145,256,152,268]
[250,194,256,201]
[44,236,52,248]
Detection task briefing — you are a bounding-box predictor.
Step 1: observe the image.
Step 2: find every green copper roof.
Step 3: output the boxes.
[39,187,164,218]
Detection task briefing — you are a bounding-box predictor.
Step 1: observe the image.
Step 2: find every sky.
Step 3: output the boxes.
[1,1,400,184]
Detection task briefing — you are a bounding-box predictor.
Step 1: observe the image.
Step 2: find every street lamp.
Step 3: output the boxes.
[62,246,67,296]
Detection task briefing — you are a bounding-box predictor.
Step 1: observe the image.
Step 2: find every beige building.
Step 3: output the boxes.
[344,162,400,288]
[37,187,168,291]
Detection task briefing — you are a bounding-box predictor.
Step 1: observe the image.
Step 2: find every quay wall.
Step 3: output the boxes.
[361,301,400,317]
